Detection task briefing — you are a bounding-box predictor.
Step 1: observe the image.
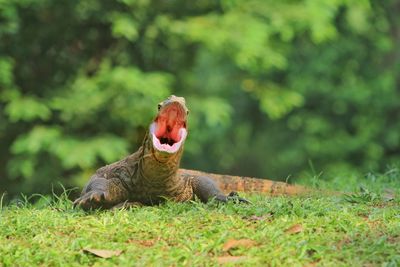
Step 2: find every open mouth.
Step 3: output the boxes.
[150,103,188,154]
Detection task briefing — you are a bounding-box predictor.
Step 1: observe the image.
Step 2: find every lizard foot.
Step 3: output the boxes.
[73,191,109,211]
[111,201,143,210]
[227,191,252,204]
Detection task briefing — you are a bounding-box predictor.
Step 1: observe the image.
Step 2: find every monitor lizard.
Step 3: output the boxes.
[74,95,310,210]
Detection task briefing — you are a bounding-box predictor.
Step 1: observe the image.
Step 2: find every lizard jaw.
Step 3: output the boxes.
[150,122,187,153]
[150,96,188,154]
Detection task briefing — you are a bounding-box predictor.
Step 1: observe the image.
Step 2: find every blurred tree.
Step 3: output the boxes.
[0,0,399,196]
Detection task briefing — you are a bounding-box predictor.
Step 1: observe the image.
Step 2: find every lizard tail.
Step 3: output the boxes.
[180,169,311,196]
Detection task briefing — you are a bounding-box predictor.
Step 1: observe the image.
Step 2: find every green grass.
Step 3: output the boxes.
[1,171,399,266]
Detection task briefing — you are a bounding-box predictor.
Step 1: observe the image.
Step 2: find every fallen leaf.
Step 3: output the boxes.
[128,239,156,247]
[366,219,383,229]
[217,256,248,264]
[335,236,351,249]
[305,260,321,267]
[222,239,256,252]
[83,248,123,258]
[138,240,155,247]
[285,224,304,234]
[387,235,400,244]
[243,214,273,222]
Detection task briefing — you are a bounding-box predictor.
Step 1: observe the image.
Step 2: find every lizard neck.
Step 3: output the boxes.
[138,134,183,182]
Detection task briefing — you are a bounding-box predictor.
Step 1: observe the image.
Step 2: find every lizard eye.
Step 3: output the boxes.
[158,103,162,110]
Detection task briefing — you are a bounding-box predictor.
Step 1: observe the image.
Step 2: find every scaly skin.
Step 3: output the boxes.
[74,95,310,210]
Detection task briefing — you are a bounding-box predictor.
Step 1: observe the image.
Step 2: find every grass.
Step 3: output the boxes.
[1,170,399,266]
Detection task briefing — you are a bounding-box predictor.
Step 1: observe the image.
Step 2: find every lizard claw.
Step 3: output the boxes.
[73,191,108,210]
[90,191,106,202]
[227,191,252,204]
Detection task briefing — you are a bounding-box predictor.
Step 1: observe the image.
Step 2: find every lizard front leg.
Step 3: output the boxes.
[191,176,250,204]
[73,177,130,210]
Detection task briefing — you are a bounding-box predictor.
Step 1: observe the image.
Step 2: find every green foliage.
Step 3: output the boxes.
[5,95,51,122]
[1,0,400,195]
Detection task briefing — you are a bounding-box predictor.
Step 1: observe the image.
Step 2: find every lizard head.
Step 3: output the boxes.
[149,95,189,154]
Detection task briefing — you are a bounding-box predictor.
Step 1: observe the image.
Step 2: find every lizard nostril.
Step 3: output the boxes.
[167,126,172,132]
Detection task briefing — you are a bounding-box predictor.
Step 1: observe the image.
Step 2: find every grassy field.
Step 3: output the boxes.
[1,171,399,266]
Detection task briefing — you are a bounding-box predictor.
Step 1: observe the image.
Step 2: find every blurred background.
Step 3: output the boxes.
[1,0,399,198]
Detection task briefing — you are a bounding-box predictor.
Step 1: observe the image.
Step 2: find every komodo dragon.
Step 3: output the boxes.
[74,95,309,210]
